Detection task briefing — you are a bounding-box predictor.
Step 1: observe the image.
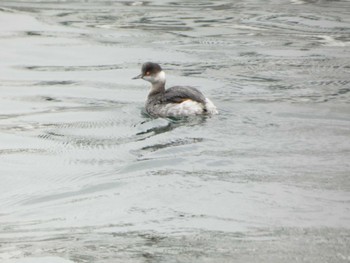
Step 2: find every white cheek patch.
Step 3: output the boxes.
[155,71,166,83]
[144,71,166,85]
[143,75,152,82]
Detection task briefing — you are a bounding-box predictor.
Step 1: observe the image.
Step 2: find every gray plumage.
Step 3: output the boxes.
[162,86,206,104]
[133,62,218,117]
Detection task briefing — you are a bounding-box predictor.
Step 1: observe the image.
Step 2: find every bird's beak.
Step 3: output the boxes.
[132,74,143,80]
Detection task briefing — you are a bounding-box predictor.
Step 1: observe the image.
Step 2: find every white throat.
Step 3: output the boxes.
[149,71,166,93]
[154,70,165,84]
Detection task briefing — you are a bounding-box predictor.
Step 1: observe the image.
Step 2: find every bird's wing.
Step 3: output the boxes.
[163,86,206,104]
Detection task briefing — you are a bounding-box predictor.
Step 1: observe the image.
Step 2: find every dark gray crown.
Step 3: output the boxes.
[141,62,162,76]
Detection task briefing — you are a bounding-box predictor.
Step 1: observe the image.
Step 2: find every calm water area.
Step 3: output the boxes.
[0,0,350,262]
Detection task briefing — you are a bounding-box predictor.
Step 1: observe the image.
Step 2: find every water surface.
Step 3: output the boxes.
[0,0,350,262]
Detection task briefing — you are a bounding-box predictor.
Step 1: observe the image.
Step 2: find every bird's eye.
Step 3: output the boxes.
[145,71,150,76]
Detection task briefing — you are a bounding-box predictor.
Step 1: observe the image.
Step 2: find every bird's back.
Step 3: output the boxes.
[162,86,206,104]
[145,86,209,117]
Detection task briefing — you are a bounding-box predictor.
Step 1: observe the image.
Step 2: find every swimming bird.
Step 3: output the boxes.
[133,62,218,117]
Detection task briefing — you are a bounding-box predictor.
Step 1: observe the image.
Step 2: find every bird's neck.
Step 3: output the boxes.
[149,71,166,96]
[150,82,165,96]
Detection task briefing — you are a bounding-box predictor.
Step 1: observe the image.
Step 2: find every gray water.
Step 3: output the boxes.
[0,0,350,262]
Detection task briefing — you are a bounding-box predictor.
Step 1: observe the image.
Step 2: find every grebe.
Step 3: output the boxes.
[133,62,218,117]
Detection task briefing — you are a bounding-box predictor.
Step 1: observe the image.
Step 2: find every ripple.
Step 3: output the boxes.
[0,148,46,155]
[243,13,350,34]
[22,181,123,205]
[141,137,204,152]
[131,137,204,158]
[21,64,121,72]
